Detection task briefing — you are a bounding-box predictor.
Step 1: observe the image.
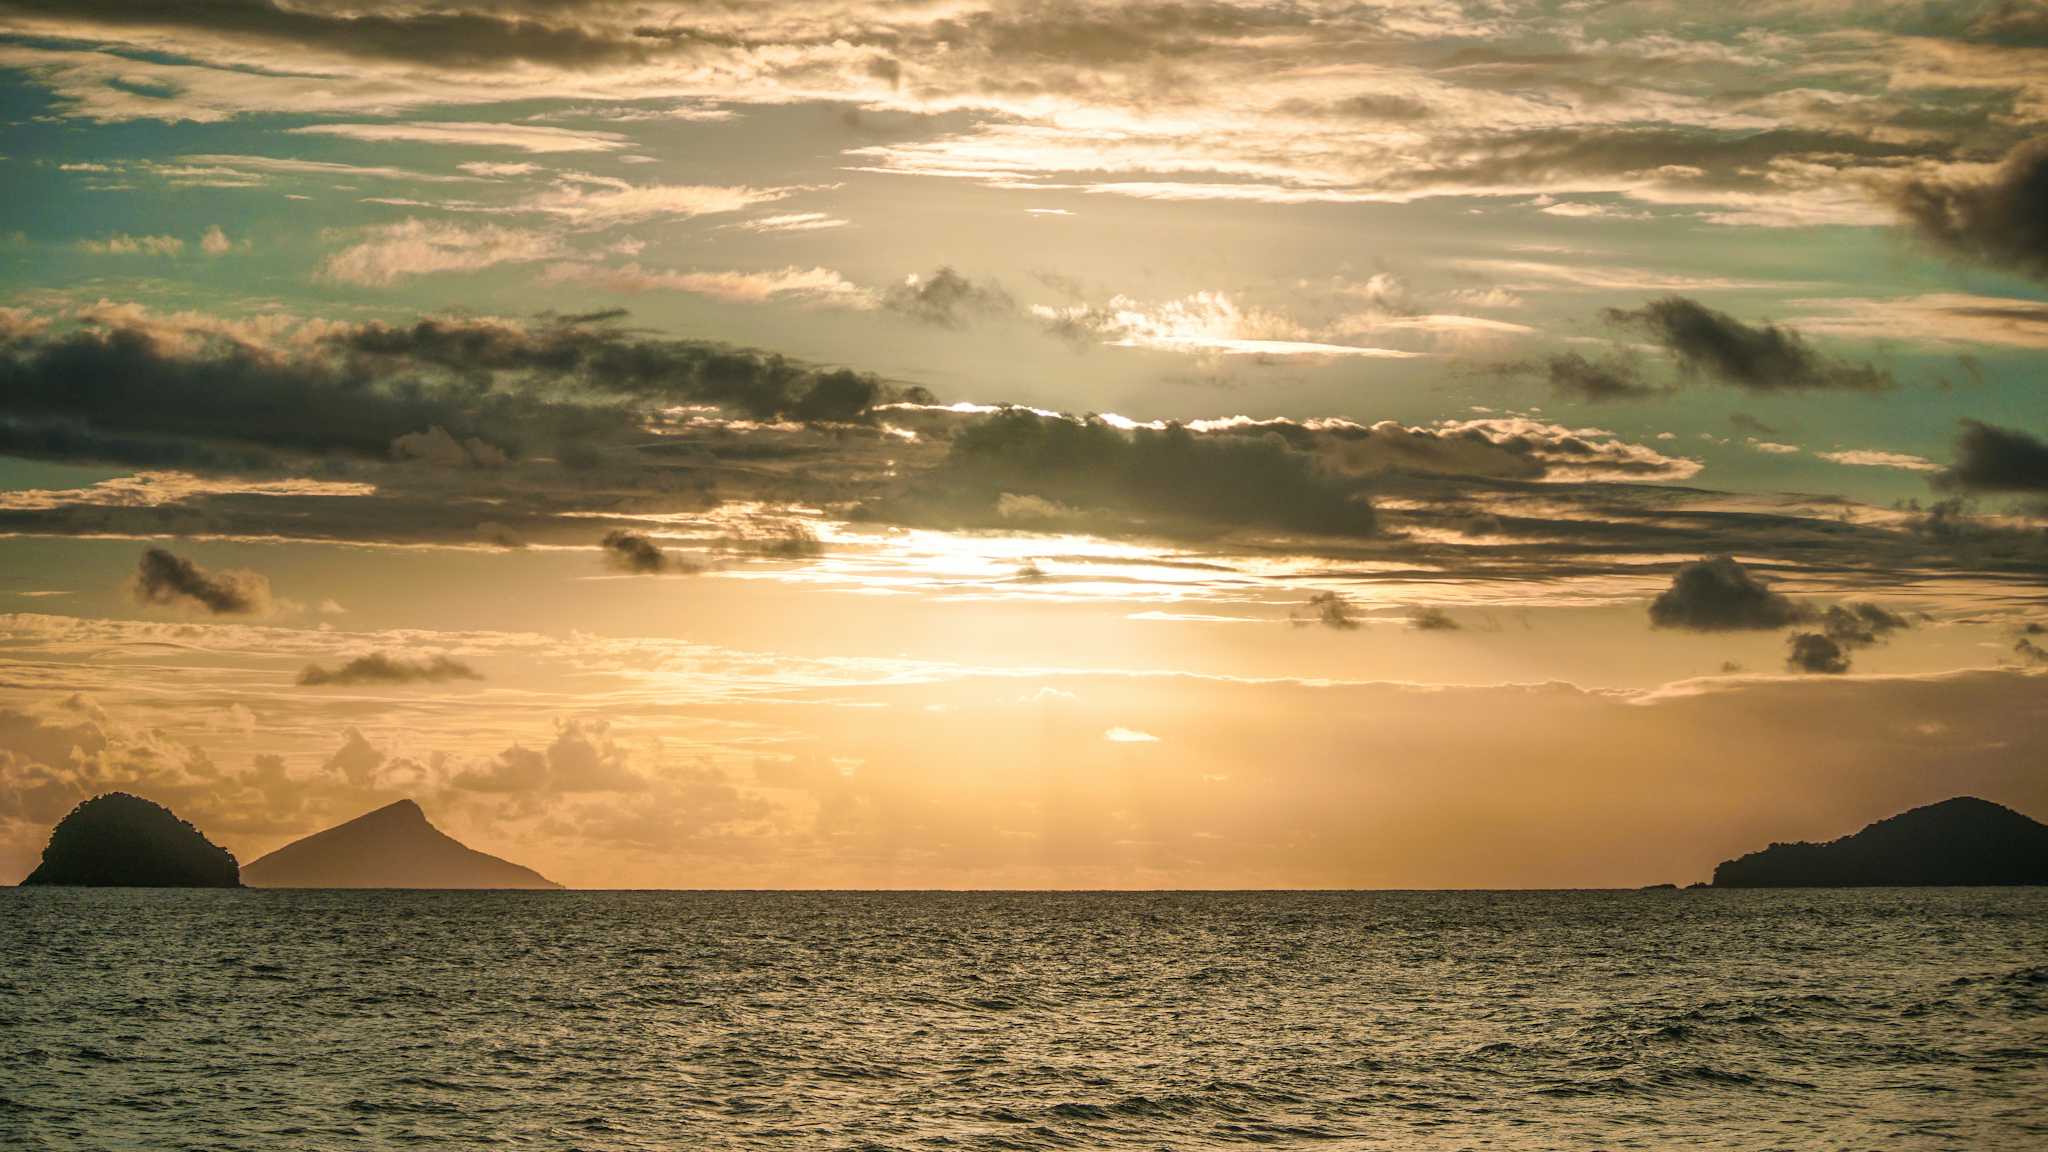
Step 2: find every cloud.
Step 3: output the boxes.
[1340,314,1534,338]
[1036,291,1422,358]
[0,470,372,512]
[1314,416,1701,483]
[1648,555,1908,672]
[1532,351,1665,401]
[392,425,508,468]
[600,530,675,574]
[0,313,605,467]
[1648,555,1805,632]
[871,409,1378,541]
[0,303,926,485]
[0,306,49,344]
[77,232,182,256]
[544,262,873,306]
[129,547,272,615]
[1452,259,1792,294]
[453,719,645,794]
[1817,449,1941,472]
[1410,606,1460,631]
[883,268,1014,327]
[172,153,480,184]
[1292,591,1361,631]
[520,179,794,227]
[0,1,2016,254]
[0,700,205,829]
[732,212,850,234]
[1789,294,2048,350]
[321,219,564,285]
[727,522,824,559]
[1819,603,1910,648]
[1787,599,1908,674]
[1938,419,2048,493]
[1,292,2038,596]
[1604,297,1893,393]
[1540,201,1648,220]
[458,161,541,178]
[200,226,233,256]
[297,653,483,687]
[290,122,629,153]
[1786,631,1849,674]
[1891,138,2048,282]
[866,408,1703,554]
[0,2,655,72]
[1103,727,1160,743]
[331,313,910,423]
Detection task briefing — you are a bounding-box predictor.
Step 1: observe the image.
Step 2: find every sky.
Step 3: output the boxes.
[1,0,2045,889]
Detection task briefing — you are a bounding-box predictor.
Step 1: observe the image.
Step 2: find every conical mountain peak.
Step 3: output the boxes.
[241,799,557,889]
[361,798,428,824]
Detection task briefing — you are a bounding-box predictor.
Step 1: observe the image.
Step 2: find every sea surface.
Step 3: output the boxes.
[2,889,2044,1150]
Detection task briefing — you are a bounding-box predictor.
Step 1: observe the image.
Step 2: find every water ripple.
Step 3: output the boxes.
[1,889,2044,1149]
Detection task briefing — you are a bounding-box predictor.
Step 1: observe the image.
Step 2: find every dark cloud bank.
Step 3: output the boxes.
[1892,138,2048,283]
[1940,419,2048,493]
[866,409,1378,540]
[0,0,655,69]
[0,313,922,474]
[2,304,2042,600]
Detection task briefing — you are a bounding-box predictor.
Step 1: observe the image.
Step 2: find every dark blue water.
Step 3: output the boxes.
[3,889,2044,1149]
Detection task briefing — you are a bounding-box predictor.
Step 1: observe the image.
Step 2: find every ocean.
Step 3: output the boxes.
[2,889,2043,1150]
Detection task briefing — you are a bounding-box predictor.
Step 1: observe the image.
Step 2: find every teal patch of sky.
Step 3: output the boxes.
[0,457,127,494]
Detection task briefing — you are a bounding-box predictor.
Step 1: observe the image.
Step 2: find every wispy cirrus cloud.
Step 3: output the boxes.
[321,219,565,285]
[519,177,798,227]
[731,212,850,234]
[171,153,481,184]
[1449,259,1799,294]
[457,161,541,178]
[1789,294,2048,350]
[0,472,374,512]
[1816,449,1941,473]
[543,261,874,306]
[290,121,631,154]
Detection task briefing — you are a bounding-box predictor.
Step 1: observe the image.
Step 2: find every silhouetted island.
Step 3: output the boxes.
[1713,797,2048,887]
[240,799,560,889]
[20,793,241,887]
